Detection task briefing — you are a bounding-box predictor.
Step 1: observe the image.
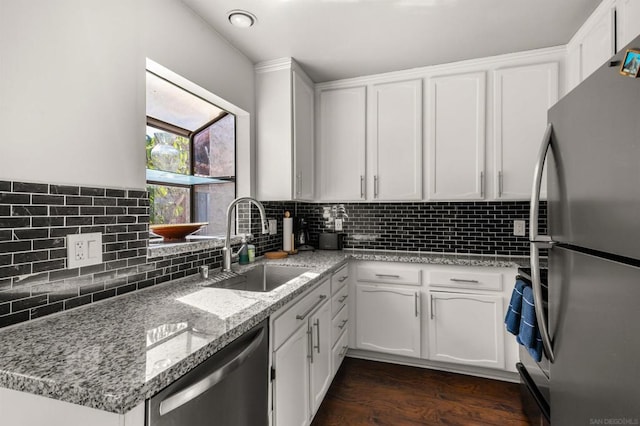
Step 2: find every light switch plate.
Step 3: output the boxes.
[67,232,103,269]
[334,218,343,231]
[268,219,277,235]
[513,220,526,237]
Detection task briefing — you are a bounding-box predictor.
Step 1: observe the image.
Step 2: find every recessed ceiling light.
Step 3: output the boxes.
[227,10,257,28]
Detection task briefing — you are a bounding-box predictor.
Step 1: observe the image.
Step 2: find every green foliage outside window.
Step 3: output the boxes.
[146,131,191,224]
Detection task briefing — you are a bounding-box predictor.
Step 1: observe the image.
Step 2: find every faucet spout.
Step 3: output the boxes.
[222,197,268,272]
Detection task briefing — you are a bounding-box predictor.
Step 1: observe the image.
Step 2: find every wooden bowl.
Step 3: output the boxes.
[150,223,208,241]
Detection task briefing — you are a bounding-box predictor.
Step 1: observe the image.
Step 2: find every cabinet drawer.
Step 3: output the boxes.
[331,264,350,294]
[331,284,349,317]
[356,264,421,286]
[332,305,349,346]
[332,327,349,376]
[273,278,331,349]
[428,270,503,292]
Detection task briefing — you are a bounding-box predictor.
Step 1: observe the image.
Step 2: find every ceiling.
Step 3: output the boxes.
[182,0,601,83]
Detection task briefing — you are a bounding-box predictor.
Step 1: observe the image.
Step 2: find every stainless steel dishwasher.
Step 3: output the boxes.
[146,319,269,426]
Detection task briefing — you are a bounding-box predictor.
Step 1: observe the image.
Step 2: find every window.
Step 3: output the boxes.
[146,71,236,236]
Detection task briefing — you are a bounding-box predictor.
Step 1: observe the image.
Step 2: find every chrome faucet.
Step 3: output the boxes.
[222,197,269,272]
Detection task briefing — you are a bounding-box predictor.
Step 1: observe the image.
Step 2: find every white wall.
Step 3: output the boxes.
[0,0,145,189]
[0,0,255,193]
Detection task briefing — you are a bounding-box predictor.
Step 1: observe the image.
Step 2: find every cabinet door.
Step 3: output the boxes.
[617,0,640,49]
[355,284,420,357]
[428,291,505,369]
[293,70,315,201]
[371,79,422,200]
[580,6,615,81]
[273,325,310,426]
[427,72,485,200]
[494,62,558,199]
[309,301,332,415]
[318,86,366,201]
[256,67,293,200]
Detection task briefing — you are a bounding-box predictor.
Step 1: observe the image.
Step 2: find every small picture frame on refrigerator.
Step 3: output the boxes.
[619,49,640,77]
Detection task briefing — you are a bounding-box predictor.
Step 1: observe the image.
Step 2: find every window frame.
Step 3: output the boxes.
[146,113,237,227]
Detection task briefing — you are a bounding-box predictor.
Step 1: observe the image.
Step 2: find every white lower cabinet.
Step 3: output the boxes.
[273,324,311,426]
[355,284,421,357]
[308,301,332,414]
[272,265,352,426]
[428,291,505,369]
[272,278,331,426]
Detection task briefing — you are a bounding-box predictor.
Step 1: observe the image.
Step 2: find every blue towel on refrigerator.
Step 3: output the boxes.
[517,286,544,362]
[505,279,527,335]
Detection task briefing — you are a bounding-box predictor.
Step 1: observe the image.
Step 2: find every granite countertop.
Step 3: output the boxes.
[0,250,527,415]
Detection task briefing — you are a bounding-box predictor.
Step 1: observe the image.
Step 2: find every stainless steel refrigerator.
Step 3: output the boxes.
[529,35,640,424]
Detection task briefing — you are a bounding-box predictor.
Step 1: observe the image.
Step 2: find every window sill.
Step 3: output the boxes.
[148,235,243,259]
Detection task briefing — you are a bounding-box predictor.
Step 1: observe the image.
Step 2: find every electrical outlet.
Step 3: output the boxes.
[334,218,343,231]
[75,241,86,261]
[67,233,103,269]
[268,219,277,235]
[513,220,526,237]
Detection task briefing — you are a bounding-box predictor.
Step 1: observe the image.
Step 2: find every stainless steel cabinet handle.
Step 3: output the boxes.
[374,175,379,198]
[307,326,314,363]
[480,171,484,198]
[498,171,503,197]
[430,295,435,320]
[313,319,321,354]
[338,319,348,329]
[339,345,348,357]
[296,295,327,320]
[375,273,400,278]
[338,294,348,303]
[414,292,419,317]
[296,174,301,197]
[360,175,364,199]
[529,122,555,363]
[159,328,265,416]
[449,278,479,284]
[338,276,348,283]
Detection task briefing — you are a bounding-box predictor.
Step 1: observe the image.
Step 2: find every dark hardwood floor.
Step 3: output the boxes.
[311,358,529,426]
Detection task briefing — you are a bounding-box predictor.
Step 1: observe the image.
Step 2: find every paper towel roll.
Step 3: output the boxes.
[283,218,293,252]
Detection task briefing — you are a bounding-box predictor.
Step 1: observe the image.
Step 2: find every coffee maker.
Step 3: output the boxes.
[294,217,314,251]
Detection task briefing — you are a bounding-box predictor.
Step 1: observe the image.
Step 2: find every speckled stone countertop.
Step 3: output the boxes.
[0,250,528,415]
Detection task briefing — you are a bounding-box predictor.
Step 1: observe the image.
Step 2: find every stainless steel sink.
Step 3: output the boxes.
[208,264,310,292]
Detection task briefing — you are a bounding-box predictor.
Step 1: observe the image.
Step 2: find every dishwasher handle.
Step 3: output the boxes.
[158,328,265,416]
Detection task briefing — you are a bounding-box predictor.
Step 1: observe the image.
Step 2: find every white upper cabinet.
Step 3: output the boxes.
[369,79,423,200]
[427,72,486,200]
[566,1,616,91]
[617,0,640,49]
[256,59,314,201]
[494,62,558,200]
[293,70,315,200]
[317,86,367,201]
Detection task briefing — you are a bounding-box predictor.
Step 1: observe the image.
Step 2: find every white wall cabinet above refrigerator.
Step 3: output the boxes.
[255,58,315,201]
[617,0,640,49]
[427,72,486,200]
[494,62,558,200]
[566,0,616,92]
[317,86,367,201]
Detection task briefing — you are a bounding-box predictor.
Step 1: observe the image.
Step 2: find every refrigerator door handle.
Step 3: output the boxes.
[529,122,555,363]
[529,123,554,245]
